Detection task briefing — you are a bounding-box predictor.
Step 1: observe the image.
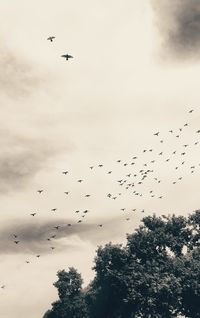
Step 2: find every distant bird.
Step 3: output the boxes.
[26,261,30,264]
[1,285,5,289]
[37,190,43,194]
[61,54,73,60]
[51,208,57,212]
[85,194,91,198]
[47,36,55,42]
[77,220,82,223]
[51,235,56,238]
[189,109,194,113]
[90,166,94,169]
[30,213,36,216]
[64,191,69,195]
[98,224,103,227]
[184,123,188,127]
[67,224,72,226]
[196,130,200,133]
[13,234,18,238]
[62,171,68,175]
[77,179,83,183]
[154,132,159,136]
[169,130,173,133]
[50,247,55,250]
[14,241,19,244]
[54,226,60,230]
[108,171,112,174]
[98,164,103,167]
[36,255,40,258]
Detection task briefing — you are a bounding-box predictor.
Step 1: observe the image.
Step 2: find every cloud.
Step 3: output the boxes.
[151,0,200,61]
[0,216,128,255]
[0,130,60,194]
[0,44,45,99]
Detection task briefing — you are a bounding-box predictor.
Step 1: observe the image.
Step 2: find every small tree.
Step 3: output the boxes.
[44,267,89,318]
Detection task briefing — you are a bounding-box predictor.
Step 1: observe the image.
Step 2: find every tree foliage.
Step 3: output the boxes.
[44,211,200,318]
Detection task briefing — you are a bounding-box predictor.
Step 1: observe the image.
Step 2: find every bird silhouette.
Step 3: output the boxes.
[47,36,55,42]
[61,54,73,60]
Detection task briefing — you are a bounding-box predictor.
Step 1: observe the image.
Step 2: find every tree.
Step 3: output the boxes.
[43,267,89,318]
[44,211,200,318]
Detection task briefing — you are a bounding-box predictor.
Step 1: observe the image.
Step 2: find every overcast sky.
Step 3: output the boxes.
[1,1,200,317]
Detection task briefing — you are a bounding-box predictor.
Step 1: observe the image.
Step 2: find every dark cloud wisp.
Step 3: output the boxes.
[0,216,128,255]
[151,0,200,61]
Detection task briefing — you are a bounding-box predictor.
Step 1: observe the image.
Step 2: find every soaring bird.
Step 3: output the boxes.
[189,109,194,113]
[47,36,55,42]
[51,208,57,212]
[14,241,19,244]
[154,132,159,136]
[37,190,43,194]
[61,54,73,60]
[30,213,36,216]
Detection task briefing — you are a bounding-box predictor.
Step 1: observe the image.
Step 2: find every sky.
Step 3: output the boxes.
[1,1,200,317]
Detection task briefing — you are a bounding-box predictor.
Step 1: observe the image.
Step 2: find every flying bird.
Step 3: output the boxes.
[47,36,55,42]
[37,190,43,194]
[61,54,73,60]
[62,171,68,175]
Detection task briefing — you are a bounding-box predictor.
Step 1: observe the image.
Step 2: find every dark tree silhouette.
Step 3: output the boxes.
[43,267,89,318]
[44,211,200,318]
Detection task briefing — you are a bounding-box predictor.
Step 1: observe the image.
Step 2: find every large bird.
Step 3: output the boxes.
[61,54,73,60]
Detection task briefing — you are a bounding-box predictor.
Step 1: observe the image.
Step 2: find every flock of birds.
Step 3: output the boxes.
[0,37,199,290]
[3,107,199,270]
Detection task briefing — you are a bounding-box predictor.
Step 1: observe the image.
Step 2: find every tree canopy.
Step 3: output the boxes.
[43,210,200,318]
